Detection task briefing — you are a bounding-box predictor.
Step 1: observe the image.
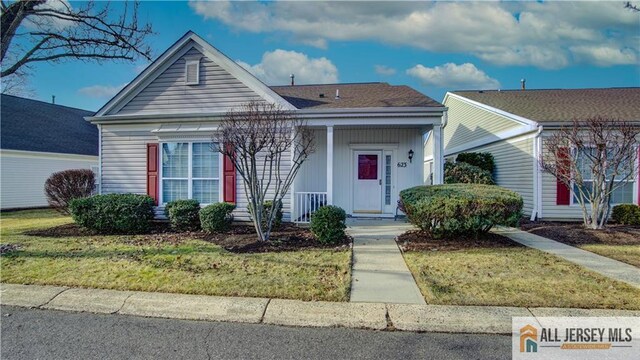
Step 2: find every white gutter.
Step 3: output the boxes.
[530,125,544,221]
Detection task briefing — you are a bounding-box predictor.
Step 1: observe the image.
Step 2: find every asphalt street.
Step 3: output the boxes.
[1,306,511,360]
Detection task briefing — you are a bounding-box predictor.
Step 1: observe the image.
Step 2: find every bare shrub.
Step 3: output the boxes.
[44,169,95,214]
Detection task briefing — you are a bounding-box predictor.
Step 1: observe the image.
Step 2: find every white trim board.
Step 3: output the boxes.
[0,149,98,161]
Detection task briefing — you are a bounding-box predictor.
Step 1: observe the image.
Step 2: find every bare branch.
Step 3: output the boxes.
[214,101,316,241]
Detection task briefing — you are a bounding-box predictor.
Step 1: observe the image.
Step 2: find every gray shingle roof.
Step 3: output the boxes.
[1,94,98,156]
[452,88,640,123]
[271,82,443,109]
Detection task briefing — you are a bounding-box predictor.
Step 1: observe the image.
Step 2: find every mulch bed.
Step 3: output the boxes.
[520,221,640,246]
[22,222,351,254]
[397,230,521,252]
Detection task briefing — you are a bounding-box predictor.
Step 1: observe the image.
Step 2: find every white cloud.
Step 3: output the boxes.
[78,83,126,99]
[374,65,396,76]
[189,1,639,69]
[25,0,76,31]
[237,49,338,85]
[407,63,500,90]
[570,45,638,67]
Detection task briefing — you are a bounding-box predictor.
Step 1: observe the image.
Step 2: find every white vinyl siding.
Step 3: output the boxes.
[118,47,266,115]
[0,151,97,209]
[446,135,535,216]
[443,95,522,151]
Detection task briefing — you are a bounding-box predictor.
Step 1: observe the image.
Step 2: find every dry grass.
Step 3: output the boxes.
[403,246,640,310]
[580,245,640,268]
[0,209,351,301]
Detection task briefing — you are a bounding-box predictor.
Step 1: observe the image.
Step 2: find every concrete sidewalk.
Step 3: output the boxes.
[4,283,639,335]
[493,227,640,289]
[346,219,425,304]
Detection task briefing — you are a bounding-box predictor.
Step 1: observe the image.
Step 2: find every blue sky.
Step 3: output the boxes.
[10,1,640,111]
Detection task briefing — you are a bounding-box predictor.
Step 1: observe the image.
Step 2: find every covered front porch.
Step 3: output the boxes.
[291,115,444,223]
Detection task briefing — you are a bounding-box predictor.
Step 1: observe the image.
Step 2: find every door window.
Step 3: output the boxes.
[358,155,378,179]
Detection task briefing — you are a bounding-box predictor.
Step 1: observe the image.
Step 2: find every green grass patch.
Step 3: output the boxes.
[1,210,351,301]
[403,247,640,310]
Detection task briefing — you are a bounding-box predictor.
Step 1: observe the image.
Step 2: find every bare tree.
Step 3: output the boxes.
[1,0,153,78]
[215,101,315,242]
[540,117,639,229]
[625,2,640,12]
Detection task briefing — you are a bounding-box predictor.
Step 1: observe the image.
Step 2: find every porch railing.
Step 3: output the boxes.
[294,192,327,223]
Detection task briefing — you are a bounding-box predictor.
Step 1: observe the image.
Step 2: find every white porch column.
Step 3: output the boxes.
[433,124,444,185]
[326,125,334,205]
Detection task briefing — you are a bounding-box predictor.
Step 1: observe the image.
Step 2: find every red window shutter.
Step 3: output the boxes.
[147,143,159,205]
[223,146,236,204]
[556,147,571,205]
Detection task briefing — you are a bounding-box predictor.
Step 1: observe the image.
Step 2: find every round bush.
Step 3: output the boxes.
[200,202,236,233]
[44,169,95,214]
[456,152,495,173]
[69,194,155,234]
[400,184,523,239]
[310,205,347,244]
[611,204,640,225]
[165,199,201,231]
[444,162,494,185]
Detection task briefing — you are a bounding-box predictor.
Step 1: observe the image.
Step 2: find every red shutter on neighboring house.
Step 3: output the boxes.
[556,147,571,205]
[223,145,236,204]
[147,143,159,205]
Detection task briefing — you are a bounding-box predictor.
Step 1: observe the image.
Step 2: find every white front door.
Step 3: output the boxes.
[353,150,383,213]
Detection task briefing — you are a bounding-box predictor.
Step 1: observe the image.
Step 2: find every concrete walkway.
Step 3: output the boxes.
[3,283,639,335]
[346,218,426,304]
[493,227,640,289]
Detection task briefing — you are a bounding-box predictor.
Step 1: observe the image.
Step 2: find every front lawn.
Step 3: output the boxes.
[398,231,640,310]
[521,221,640,267]
[0,209,351,301]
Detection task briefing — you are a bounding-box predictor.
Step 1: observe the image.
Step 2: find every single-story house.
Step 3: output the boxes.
[424,88,640,221]
[1,94,98,210]
[86,31,447,222]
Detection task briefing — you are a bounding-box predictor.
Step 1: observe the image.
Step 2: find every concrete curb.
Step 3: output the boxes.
[2,283,639,334]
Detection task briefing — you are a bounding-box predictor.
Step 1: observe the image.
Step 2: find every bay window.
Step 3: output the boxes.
[161,142,220,204]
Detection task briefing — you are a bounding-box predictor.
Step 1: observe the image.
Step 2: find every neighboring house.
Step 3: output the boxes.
[1,94,98,210]
[424,88,640,221]
[86,31,446,222]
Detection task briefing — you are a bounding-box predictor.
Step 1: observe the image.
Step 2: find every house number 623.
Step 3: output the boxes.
[397,162,407,168]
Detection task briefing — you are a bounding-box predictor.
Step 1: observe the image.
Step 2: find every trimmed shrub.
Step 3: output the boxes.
[611,204,640,225]
[456,152,495,173]
[69,194,154,234]
[444,162,494,185]
[310,205,347,244]
[200,202,236,233]
[165,199,201,231]
[44,169,95,214]
[399,184,523,238]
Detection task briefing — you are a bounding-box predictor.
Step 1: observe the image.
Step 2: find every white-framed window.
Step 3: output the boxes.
[160,142,221,205]
[570,147,637,206]
[185,59,200,85]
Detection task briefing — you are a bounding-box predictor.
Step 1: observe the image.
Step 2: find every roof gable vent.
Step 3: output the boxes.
[185,59,200,85]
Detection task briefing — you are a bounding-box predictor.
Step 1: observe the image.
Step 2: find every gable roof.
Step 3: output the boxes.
[1,94,97,156]
[451,88,640,124]
[95,31,294,117]
[271,82,443,109]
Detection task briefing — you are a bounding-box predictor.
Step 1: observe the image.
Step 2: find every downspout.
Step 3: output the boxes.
[530,125,543,221]
[97,124,102,195]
